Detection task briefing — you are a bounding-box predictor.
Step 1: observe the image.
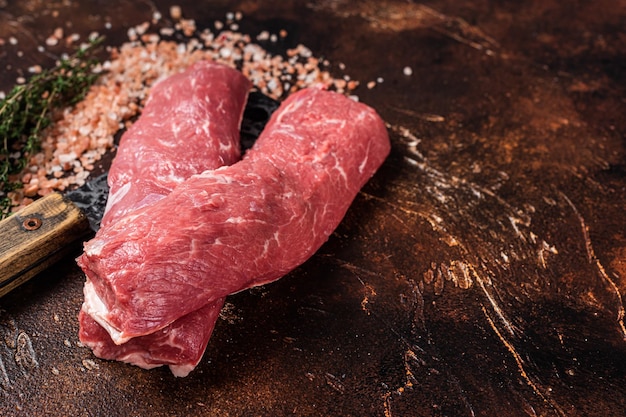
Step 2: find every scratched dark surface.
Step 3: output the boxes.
[1,1,625,416]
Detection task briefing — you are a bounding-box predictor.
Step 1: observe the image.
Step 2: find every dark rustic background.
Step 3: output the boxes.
[1,1,625,416]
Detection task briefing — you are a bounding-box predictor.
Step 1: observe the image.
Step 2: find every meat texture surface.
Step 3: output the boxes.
[101,61,250,226]
[78,61,251,376]
[78,299,223,375]
[78,86,390,374]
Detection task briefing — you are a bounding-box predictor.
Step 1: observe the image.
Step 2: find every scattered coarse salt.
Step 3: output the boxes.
[298,44,312,58]
[134,22,150,36]
[58,152,78,165]
[219,47,232,59]
[170,5,182,20]
[28,65,43,74]
[179,19,196,37]
[82,359,99,370]
[23,183,39,197]
[78,125,92,136]
[142,33,160,44]
[66,33,81,45]
[127,28,138,42]
[403,66,413,76]
[160,27,175,37]
[9,36,18,45]
[45,36,59,46]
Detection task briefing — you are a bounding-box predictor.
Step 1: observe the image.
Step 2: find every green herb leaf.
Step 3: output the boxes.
[0,36,104,219]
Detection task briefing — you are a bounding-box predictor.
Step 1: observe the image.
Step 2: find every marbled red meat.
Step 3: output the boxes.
[78,86,390,375]
[101,61,250,226]
[78,61,250,376]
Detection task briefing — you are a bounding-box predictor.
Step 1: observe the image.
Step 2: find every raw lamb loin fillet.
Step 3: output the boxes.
[77,86,391,364]
[78,61,251,376]
[101,60,250,226]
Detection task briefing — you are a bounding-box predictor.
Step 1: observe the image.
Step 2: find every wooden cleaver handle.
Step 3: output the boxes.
[0,192,91,298]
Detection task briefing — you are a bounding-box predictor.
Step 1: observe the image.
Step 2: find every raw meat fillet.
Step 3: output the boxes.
[78,61,251,376]
[78,86,390,357]
[101,60,250,226]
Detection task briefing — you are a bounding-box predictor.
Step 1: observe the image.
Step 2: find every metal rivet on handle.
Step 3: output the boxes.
[22,217,42,231]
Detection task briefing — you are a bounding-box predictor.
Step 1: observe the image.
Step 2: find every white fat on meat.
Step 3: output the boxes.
[83,280,126,344]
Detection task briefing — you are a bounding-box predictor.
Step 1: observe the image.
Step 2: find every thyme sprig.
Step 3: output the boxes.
[0,37,104,218]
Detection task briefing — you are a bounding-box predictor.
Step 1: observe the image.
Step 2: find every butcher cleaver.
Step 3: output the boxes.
[0,91,279,298]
